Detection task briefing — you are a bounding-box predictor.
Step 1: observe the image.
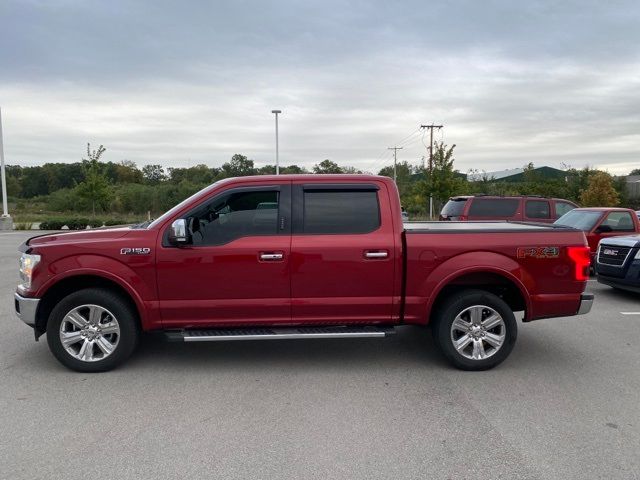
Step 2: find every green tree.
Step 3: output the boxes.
[111,160,143,184]
[579,171,619,207]
[221,154,256,177]
[256,165,277,175]
[281,164,308,174]
[76,144,112,216]
[421,142,465,216]
[142,164,167,184]
[629,168,640,175]
[313,159,342,174]
[378,161,416,200]
[168,164,215,184]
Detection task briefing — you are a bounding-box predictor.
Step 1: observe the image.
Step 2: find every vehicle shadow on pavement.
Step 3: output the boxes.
[126,325,450,373]
[599,286,640,303]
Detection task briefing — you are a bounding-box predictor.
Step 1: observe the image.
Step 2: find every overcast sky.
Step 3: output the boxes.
[1,0,639,174]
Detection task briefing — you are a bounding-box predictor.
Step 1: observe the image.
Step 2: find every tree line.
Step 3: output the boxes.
[4,142,636,221]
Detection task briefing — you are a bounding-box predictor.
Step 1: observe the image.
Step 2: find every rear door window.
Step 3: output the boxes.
[468,198,519,217]
[303,189,380,234]
[525,200,550,219]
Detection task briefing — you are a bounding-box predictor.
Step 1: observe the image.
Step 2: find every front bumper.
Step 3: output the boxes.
[577,293,594,315]
[14,292,40,328]
[597,274,640,293]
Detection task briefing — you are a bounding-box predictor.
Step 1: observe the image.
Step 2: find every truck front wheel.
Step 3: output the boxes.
[432,289,517,371]
[46,288,140,372]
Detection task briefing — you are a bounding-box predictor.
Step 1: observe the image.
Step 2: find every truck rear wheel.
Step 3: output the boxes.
[432,289,517,371]
[46,288,139,372]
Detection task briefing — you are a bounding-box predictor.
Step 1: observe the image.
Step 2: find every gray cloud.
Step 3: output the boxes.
[1,0,639,174]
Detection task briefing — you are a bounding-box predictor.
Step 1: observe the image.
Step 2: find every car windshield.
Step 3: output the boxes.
[554,210,602,231]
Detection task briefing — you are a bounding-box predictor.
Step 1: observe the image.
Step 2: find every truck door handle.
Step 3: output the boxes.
[260,252,284,261]
[364,251,388,259]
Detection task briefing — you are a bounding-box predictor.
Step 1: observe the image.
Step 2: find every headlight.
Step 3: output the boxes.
[635,248,640,260]
[18,253,40,290]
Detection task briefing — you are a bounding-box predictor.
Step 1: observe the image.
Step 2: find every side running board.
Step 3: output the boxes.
[164,325,396,342]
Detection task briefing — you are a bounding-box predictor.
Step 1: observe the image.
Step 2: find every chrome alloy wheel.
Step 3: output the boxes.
[450,305,506,361]
[59,304,120,362]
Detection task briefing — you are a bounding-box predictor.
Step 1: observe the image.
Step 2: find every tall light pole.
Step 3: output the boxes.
[271,110,281,175]
[0,107,11,229]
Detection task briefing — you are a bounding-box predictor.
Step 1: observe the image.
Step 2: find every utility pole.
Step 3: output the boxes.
[387,146,403,182]
[419,124,443,219]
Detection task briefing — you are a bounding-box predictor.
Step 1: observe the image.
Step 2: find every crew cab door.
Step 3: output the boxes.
[156,183,292,327]
[290,182,398,324]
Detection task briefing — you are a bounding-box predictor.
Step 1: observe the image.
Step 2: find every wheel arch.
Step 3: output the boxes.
[427,269,531,325]
[35,274,144,337]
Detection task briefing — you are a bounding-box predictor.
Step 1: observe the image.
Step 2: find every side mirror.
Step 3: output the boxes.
[168,219,191,246]
[595,224,613,233]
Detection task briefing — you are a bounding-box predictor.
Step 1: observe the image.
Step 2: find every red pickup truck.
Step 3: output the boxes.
[15,175,593,372]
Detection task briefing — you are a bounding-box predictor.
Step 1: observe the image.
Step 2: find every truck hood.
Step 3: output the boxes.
[24,227,132,249]
[598,234,640,248]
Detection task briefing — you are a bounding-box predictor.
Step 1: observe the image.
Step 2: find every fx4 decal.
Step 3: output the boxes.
[120,247,151,255]
[517,246,560,259]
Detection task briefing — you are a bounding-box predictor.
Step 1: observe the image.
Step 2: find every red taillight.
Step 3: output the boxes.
[567,246,590,281]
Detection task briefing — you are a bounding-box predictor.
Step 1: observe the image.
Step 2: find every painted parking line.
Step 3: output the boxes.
[620,312,640,315]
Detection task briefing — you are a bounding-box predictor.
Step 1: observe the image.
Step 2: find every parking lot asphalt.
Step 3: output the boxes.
[1,231,639,480]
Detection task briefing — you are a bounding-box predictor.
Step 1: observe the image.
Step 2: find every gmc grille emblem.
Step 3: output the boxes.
[603,249,618,256]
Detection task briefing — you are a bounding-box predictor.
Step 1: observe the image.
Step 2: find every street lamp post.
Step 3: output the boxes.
[0,107,12,230]
[271,110,281,175]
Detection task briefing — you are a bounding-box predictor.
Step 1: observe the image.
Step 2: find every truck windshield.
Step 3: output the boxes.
[554,210,602,231]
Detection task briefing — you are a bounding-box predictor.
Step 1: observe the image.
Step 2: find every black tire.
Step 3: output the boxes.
[46,288,140,372]
[432,289,517,371]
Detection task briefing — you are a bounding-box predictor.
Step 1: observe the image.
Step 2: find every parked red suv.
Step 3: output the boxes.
[440,195,577,223]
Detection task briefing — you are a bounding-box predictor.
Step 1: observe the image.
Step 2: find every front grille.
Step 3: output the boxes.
[597,246,631,266]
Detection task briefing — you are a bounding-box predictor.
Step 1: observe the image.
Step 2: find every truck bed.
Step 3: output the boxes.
[404,221,575,233]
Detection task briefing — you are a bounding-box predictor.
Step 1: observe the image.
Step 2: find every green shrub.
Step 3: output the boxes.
[88,219,104,228]
[14,222,33,230]
[104,218,127,226]
[66,217,90,230]
[40,218,65,230]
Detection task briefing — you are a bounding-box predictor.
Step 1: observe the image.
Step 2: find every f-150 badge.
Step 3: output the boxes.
[517,246,559,259]
[120,247,151,255]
